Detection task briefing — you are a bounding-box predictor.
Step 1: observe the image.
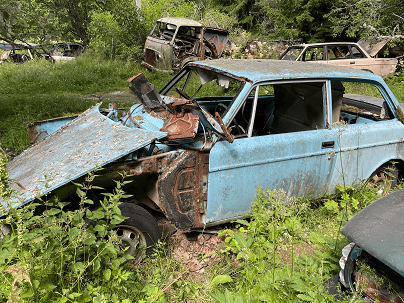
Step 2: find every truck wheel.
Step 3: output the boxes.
[115,203,160,262]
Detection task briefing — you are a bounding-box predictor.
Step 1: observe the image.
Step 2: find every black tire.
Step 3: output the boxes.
[115,203,160,262]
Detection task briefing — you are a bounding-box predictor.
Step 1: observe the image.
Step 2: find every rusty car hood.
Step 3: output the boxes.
[342,188,404,277]
[1,103,167,210]
[357,39,390,57]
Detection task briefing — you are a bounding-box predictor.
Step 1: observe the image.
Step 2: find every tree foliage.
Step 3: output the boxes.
[260,0,337,42]
[327,0,404,40]
[0,0,48,43]
[1,0,404,58]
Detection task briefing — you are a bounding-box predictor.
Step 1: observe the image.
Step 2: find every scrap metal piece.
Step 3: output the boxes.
[1,103,167,210]
[128,73,163,109]
[214,112,234,143]
[160,112,199,140]
[27,114,79,144]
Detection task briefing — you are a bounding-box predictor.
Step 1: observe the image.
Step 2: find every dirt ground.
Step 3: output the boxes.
[80,88,137,104]
[168,230,228,273]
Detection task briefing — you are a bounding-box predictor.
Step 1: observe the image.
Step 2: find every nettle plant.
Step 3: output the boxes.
[211,188,345,303]
[0,149,138,302]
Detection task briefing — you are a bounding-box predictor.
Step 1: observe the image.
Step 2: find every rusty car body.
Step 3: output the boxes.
[337,189,404,302]
[142,17,229,72]
[278,41,401,77]
[2,59,404,253]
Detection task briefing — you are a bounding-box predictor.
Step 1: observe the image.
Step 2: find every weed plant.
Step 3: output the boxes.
[209,185,385,303]
[0,148,145,302]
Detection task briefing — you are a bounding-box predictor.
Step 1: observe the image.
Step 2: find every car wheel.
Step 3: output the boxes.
[115,203,160,262]
[367,164,398,193]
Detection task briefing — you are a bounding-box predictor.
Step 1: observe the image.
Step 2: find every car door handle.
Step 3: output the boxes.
[322,141,335,149]
[350,61,355,64]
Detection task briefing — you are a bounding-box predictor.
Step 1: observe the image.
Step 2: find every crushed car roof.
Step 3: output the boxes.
[157,17,202,27]
[189,59,381,83]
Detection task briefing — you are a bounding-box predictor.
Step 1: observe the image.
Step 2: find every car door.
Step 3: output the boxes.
[336,81,404,182]
[205,80,341,225]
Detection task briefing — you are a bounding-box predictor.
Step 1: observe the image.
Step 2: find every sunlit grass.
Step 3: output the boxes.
[0,55,170,151]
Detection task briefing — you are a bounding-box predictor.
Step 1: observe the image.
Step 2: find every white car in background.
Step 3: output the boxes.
[45,43,84,62]
[278,41,402,77]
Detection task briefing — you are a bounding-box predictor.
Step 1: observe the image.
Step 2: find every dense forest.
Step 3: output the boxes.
[1,0,404,60]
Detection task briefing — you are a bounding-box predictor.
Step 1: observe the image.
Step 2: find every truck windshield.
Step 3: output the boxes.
[150,22,177,42]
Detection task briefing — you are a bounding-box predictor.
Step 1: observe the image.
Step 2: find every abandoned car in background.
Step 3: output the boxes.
[0,42,84,63]
[40,43,84,62]
[337,188,404,302]
[278,41,402,77]
[0,42,42,63]
[142,17,229,72]
[2,59,404,257]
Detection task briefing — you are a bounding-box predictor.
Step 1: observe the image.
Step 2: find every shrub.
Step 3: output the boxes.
[0,164,142,302]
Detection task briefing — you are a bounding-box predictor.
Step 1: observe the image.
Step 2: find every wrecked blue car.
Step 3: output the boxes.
[2,59,404,255]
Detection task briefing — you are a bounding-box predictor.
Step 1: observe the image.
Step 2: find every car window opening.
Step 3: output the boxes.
[226,81,394,139]
[162,67,394,141]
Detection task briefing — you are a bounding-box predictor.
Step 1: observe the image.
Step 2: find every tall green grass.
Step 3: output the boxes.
[0,56,169,151]
[1,56,142,95]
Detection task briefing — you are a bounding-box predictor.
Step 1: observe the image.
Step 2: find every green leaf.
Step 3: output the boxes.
[74,262,85,273]
[76,187,85,197]
[69,227,80,240]
[58,297,68,303]
[91,186,105,190]
[58,201,70,208]
[44,208,62,216]
[20,288,34,298]
[297,294,314,301]
[233,233,248,248]
[103,268,112,281]
[67,292,81,299]
[92,209,106,220]
[84,234,96,245]
[291,277,307,292]
[112,206,121,215]
[93,258,101,272]
[121,194,133,198]
[211,274,233,287]
[111,215,123,225]
[93,224,105,232]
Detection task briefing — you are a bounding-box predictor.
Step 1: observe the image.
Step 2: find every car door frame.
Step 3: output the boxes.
[204,79,341,226]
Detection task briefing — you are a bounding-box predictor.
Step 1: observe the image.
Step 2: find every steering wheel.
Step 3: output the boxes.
[215,103,247,138]
[214,103,228,117]
[175,87,191,100]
